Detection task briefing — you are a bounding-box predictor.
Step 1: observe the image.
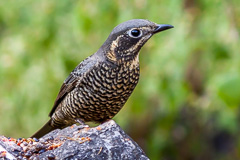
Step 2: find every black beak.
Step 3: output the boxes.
[153,24,174,34]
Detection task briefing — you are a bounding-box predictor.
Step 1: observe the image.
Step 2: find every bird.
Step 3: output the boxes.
[31,19,173,138]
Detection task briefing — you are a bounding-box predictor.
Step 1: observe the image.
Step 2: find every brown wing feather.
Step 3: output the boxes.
[49,74,79,116]
[48,54,100,117]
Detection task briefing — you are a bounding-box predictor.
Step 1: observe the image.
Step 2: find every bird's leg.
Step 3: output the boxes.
[75,118,85,125]
[75,119,89,128]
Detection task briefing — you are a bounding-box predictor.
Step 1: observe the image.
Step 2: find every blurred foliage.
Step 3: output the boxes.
[0,0,240,159]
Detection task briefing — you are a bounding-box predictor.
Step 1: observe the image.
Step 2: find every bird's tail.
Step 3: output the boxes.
[31,119,55,139]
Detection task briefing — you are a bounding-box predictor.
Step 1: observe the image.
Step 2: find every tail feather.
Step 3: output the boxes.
[31,119,55,139]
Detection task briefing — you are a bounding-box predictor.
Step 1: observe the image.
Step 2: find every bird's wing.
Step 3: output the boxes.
[49,55,99,116]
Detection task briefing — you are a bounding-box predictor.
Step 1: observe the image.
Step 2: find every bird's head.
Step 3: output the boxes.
[101,19,173,63]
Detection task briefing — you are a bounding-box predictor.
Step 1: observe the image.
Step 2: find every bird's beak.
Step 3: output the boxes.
[153,24,174,34]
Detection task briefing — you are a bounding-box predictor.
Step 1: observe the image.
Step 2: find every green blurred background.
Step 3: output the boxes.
[0,0,240,159]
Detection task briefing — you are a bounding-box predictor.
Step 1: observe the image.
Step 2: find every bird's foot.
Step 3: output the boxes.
[75,119,89,128]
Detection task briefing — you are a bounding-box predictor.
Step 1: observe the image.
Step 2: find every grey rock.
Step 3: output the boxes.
[0,120,149,160]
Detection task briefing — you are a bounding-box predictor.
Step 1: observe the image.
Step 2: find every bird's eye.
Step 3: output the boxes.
[128,29,142,38]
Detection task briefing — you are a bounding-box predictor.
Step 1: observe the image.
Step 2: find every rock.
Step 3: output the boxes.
[0,120,149,160]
